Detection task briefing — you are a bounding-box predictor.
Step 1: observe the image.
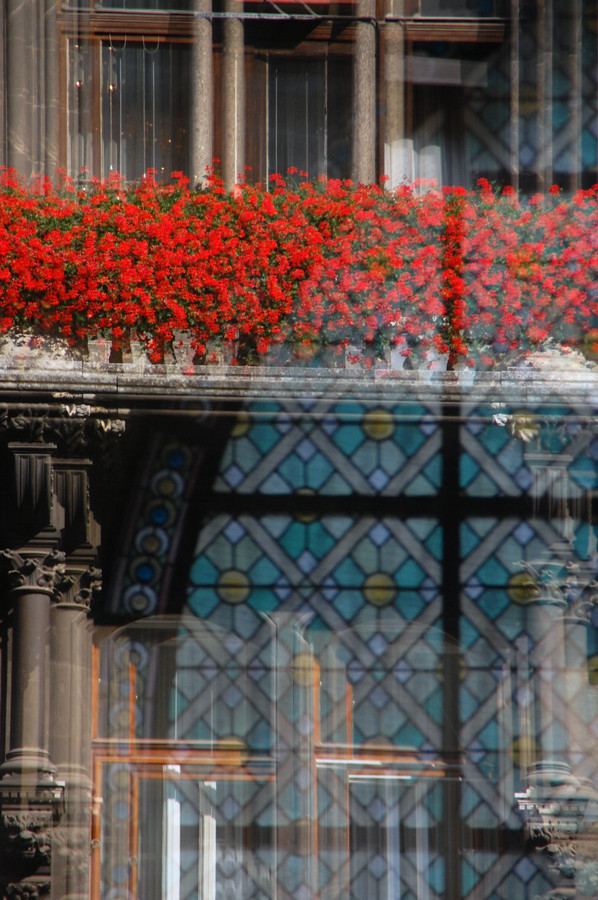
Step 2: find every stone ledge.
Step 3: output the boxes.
[1,335,598,407]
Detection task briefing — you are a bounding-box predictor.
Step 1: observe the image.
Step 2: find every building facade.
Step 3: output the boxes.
[1,0,597,190]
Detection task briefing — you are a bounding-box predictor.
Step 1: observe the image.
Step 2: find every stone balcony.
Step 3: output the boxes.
[0,333,597,410]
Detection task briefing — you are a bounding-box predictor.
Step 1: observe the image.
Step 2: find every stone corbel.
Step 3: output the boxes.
[7,444,56,541]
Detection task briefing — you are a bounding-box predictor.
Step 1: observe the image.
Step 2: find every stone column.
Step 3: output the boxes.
[352,0,377,185]
[49,459,100,900]
[222,0,245,190]
[382,0,407,189]
[191,0,214,185]
[0,549,66,900]
[49,570,99,900]
[44,0,59,177]
[509,0,520,191]
[0,431,103,900]
[6,0,34,176]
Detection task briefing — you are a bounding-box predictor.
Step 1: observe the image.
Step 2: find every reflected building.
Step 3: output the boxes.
[0,0,597,190]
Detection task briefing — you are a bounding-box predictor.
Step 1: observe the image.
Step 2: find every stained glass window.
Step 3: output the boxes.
[97,396,598,900]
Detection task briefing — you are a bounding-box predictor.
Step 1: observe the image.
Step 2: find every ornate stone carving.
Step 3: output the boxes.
[0,814,53,896]
[0,404,126,458]
[0,550,102,607]
[72,565,102,608]
[0,815,51,870]
[0,550,67,595]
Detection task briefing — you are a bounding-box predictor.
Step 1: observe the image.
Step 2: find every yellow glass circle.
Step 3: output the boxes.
[508,571,540,605]
[231,411,251,437]
[218,736,248,767]
[364,572,396,606]
[217,569,251,604]
[362,409,394,441]
[156,476,177,497]
[294,488,318,524]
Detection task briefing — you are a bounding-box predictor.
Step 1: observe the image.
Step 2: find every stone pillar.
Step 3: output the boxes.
[352,0,377,185]
[49,572,98,900]
[0,429,104,900]
[44,0,59,177]
[222,0,245,190]
[0,550,66,900]
[382,0,405,189]
[6,0,34,175]
[509,0,520,191]
[5,0,58,178]
[191,0,214,185]
[49,459,100,900]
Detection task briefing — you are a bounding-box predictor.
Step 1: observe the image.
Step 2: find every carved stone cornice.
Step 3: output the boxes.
[0,404,125,458]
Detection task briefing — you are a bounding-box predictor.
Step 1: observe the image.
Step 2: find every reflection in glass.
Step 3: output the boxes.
[93,407,598,900]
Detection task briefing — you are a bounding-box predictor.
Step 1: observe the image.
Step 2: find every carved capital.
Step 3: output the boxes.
[56,565,102,609]
[0,550,67,596]
[0,551,102,608]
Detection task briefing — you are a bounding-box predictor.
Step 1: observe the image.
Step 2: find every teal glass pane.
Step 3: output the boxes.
[214,401,442,495]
